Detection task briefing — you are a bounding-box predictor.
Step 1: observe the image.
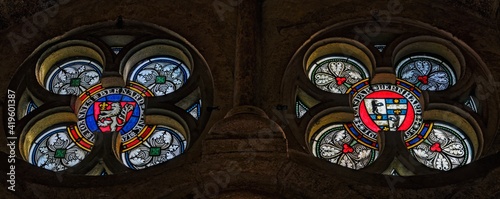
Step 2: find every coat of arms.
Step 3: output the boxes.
[94,102,136,132]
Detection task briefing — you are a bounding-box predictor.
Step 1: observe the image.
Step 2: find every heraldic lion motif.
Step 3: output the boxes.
[98,102,134,131]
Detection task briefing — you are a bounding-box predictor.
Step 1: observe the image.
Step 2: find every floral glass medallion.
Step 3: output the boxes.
[45,59,102,95]
[129,57,191,96]
[311,124,379,170]
[408,122,473,171]
[308,56,369,94]
[29,126,89,172]
[396,55,456,91]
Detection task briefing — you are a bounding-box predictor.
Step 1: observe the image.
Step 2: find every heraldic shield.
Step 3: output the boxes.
[359,90,415,132]
[85,94,141,134]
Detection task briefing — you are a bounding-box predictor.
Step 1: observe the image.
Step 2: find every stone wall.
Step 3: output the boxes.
[0,0,499,198]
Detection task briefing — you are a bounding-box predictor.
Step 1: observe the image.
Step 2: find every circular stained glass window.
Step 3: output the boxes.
[311,124,379,170]
[396,55,456,91]
[129,57,191,96]
[408,122,473,171]
[45,59,103,95]
[308,56,369,94]
[29,125,89,172]
[121,125,187,170]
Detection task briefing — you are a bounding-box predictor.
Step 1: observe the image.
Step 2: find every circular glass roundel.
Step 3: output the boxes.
[121,125,187,170]
[45,59,102,95]
[308,56,369,94]
[29,125,89,172]
[408,122,473,171]
[311,124,378,170]
[351,80,423,141]
[396,55,456,91]
[76,86,145,146]
[129,57,191,96]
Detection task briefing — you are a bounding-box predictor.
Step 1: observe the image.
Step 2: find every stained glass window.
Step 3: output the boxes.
[464,96,479,113]
[407,122,473,171]
[45,59,103,95]
[121,125,186,170]
[308,56,369,94]
[374,45,386,52]
[76,85,147,145]
[10,32,213,175]
[295,99,309,118]
[303,54,474,173]
[26,100,38,115]
[396,55,456,91]
[186,100,202,120]
[311,124,379,170]
[129,57,191,96]
[350,80,423,140]
[29,125,89,172]
[111,47,122,55]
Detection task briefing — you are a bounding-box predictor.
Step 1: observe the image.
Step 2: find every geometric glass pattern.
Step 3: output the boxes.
[129,57,191,96]
[26,100,38,115]
[28,125,89,172]
[311,124,379,170]
[408,122,473,171]
[45,59,102,95]
[396,55,456,91]
[464,96,478,113]
[101,169,108,176]
[308,56,369,94]
[186,99,202,120]
[296,98,309,118]
[111,47,122,55]
[121,125,187,170]
[374,45,386,52]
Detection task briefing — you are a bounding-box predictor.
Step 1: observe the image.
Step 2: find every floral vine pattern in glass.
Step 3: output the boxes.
[121,125,186,170]
[311,124,378,170]
[29,126,89,172]
[408,122,473,171]
[308,56,369,94]
[45,59,102,95]
[396,55,456,91]
[129,57,191,96]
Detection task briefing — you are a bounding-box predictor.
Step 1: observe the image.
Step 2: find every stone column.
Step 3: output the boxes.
[233,0,260,106]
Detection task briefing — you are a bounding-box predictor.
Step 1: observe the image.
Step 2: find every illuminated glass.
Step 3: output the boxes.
[45,59,102,95]
[308,56,369,94]
[129,57,191,96]
[396,55,456,91]
[29,125,89,172]
[311,124,379,170]
[121,125,186,170]
[408,122,473,171]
